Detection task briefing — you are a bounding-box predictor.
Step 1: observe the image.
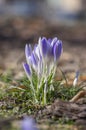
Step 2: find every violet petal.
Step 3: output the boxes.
[21,116,38,130]
[31,53,38,66]
[51,37,58,47]
[48,38,52,44]
[25,44,32,58]
[53,40,62,61]
[23,63,31,77]
[41,37,48,56]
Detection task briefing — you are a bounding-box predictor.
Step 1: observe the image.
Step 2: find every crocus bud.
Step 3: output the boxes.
[73,71,79,86]
[25,44,32,59]
[39,37,48,58]
[53,40,62,62]
[23,63,31,79]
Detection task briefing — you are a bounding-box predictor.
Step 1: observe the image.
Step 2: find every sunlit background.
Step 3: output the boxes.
[0,0,86,22]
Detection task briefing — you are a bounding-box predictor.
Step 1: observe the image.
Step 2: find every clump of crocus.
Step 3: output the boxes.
[23,37,63,104]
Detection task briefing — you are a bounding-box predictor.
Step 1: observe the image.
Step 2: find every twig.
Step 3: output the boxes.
[70,90,86,102]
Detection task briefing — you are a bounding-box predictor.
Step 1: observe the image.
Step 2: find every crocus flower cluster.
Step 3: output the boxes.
[23,37,63,104]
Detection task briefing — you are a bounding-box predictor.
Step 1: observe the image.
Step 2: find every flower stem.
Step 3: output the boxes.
[43,81,47,104]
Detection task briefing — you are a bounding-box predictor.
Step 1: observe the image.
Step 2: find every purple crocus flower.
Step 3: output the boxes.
[23,37,63,78]
[23,37,63,104]
[41,37,48,56]
[21,116,38,130]
[39,37,62,60]
[25,44,32,58]
[23,63,31,79]
[53,40,62,62]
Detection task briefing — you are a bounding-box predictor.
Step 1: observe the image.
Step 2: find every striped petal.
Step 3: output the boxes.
[53,40,62,61]
[51,37,58,47]
[23,63,31,78]
[25,44,32,59]
[39,37,48,57]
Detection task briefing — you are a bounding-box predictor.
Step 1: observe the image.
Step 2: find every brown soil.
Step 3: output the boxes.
[37,98,86,125]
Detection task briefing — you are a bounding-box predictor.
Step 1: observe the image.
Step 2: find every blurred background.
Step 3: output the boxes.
[0,0,86,80]
[0,0,86,22]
